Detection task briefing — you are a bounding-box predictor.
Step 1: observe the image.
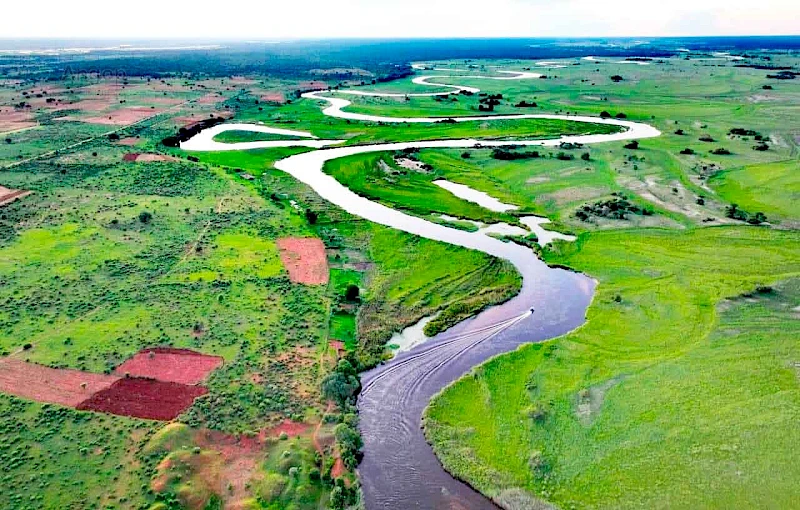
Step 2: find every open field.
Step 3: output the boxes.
[426,228,800,509]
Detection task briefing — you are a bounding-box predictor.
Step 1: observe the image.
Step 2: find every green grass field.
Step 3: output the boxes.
[425,228,800,509]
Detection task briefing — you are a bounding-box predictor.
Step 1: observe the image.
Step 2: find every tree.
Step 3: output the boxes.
[321,371,359,405]
[138,211,152,224]
[624,140,639,150]
[305,209,318,224]
[581,152,591,161]
[344,284,360,301]
[610,75,624,82]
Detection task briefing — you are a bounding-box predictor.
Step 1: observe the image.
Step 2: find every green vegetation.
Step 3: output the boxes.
[710,160,799,224]
[426,228,800,509]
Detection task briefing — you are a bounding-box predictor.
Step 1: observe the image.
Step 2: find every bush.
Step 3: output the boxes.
[304,209,318,224]
[610,75,624,82]
[344,284,360,301]
[699,135,714,142]
[623,140,639,150]
[138,211,152,224]
[710,148,731,155]
[680,148,695,155]
[581,152,591,161]
[674,129,685,135]
[460,152,471,158]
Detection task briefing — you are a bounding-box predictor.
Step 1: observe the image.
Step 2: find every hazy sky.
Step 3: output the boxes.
[5,0,799,39]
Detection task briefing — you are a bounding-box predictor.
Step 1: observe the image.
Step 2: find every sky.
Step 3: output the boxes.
[4,0,799,39]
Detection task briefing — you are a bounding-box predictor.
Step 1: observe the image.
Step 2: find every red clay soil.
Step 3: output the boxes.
[77,377,208,421]
[196,93,224,104]
[260,92,286,103]
[116,136,141,146]
[114,347,223,385]
[0,187,31,207]
[299,81,329,91]
[0,358,119,407]
[331,456,347,479]
[263,419,310,439]
[277,237,329,285]
[81,106,163,126]
[0,108,37,133]
[122,153,179,163]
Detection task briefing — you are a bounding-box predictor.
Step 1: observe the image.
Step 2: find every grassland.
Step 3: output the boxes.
[0,65,528,509]
[1,48,799,510]
[425,228,800,509]
[412,54,800,510]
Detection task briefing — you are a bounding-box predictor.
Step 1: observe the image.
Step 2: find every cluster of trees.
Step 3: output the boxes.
[491,148,540,160]
[576,195,654,221]
[478,93,503,112]
[161,117,225,148]
[600,111,627,119]
[725,204,767,224]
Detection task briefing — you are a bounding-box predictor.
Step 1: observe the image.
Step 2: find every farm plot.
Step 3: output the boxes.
[114,347,223,385]
[0,358,119,407]
[77,377,209,421]
[277,237,329,284]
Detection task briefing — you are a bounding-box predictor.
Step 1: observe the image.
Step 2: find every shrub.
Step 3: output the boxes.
[710,148,731,155]
[610,75,624,82]
[138,211,152,224]
[674,129,685,135]
[699,135,714,142]
[680,148,695,155]
[623,140,639,150]
[581,152,591,161]
[344,284,360,301]
[304,209,318,224]
[460,152,471,158]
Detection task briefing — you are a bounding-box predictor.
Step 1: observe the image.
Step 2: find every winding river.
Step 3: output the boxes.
[182,65,660,509]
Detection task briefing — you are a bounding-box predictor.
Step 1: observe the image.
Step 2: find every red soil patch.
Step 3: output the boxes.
[331,456,347,479]
[116,136,141,146]
[263,419,310,439]
[299,81,329,91]
[142,96,185,106]
[196,93,224,104]
[0,186,31,206]
[260,92,286,103]
[81,106,164,126]
[77,377,207,421]
[114,347,223,385]
[0,358,119,407]
[277,237,329,285]
[0,108,37,133]
[122,153,180,163]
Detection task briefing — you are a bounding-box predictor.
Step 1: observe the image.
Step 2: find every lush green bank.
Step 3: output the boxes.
[425,227,800,509]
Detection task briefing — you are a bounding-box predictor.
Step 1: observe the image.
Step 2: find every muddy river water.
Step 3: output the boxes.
[182,67,660,509]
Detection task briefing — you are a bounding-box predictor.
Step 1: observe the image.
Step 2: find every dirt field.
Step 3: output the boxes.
[0,108,37,133]
[80,106,163,126]
[114,347,223,385]
[116,136,141,146]
[0,186,31,206]
[122,153,180,163]
[0,358,119,407]
[298,81,329,91]
[260,92,286,103]
[277,237,329,285]
[77,377,208,420]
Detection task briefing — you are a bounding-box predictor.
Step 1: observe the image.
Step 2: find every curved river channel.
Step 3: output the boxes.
[183,66,661,509]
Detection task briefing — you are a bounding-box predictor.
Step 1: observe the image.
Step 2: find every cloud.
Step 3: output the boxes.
[3,0,798,38]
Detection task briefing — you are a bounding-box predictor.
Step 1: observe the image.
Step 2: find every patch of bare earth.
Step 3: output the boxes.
[277,237,329,285]
[114,347,223,385]
[80,106,164,126]
[116,136,141,146]
[0,358,119,407]
[0,108,37,133]
[122,153,180,162]
[0,186,31,206]
[260,92,286,103]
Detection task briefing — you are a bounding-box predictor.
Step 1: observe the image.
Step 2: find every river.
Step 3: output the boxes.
[182,66,660,509]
